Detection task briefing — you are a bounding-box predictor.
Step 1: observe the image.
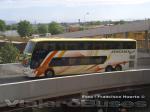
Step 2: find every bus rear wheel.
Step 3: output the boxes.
[115,65,122,71]
[45,69,54,78]
[105,66,113,72]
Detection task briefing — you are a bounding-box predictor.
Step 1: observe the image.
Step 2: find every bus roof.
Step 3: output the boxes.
[30,37,136,42]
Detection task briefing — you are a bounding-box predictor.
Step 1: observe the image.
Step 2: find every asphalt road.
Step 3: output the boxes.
[0,76,31,84]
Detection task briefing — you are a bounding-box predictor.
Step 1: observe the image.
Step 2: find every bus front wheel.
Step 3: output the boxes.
[105,66,113,72]
[45,69,54,78]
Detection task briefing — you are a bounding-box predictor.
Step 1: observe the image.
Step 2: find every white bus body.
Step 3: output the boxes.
[22,38,137,77]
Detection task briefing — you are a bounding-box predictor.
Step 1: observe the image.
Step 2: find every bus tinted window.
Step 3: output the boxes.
[50,56,107,66]
[122,41,136,49]
[31,41,136,53]
[30,42,51,69]
[24,41,36,53]
[94,41,136,49]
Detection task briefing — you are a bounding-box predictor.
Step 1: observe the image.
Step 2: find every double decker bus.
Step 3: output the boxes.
[22,38,137,78]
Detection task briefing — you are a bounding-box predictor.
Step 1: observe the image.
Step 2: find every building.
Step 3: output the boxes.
[54,20,150,49]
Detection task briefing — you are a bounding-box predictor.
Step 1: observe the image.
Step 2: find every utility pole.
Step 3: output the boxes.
[83,12,89,30]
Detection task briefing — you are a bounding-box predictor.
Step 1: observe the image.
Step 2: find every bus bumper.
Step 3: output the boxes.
[23,67,36,77]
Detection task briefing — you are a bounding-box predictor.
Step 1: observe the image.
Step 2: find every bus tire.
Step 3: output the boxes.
[115,65,122,71]
[105,66,113,72]
[45,69,54,78]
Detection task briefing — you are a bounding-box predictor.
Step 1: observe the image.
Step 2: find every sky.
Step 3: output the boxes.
[0,0,150,23]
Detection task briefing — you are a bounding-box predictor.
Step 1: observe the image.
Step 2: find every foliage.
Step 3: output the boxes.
[0,19,6,31]
[119,20,126,24]
[32,28,38,34]
[17,20,33,37]
[0,43,20,63]
[88,21,101,25]
[113,20,126,25]
[6,24,18,30]
[38,24,48,34]
[79,26,84,31]
[48,22,64,35]
[6,25,11,30]
[11,24,18,30]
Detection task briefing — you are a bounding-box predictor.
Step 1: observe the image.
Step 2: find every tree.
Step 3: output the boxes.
[6,25,11,30]
[32,27,38,34]
[11,24,18,30]
[17,20,33,37]
[113,20,126,25]
[6,24,18,30]
[89,21,101,25]
[0,19,6,31]
[95,21,101,25]
[79,26,84,31]
[48,22,64,35]
[119,20,126,24]
[0,43,20,63]
[38,24,48,34]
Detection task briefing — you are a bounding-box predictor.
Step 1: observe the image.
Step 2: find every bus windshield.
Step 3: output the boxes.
[24,41,36,54]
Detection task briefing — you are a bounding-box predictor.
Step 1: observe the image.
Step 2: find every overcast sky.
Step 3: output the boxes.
[0,0,150,23]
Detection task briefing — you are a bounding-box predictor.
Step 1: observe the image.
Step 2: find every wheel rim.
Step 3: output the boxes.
[106,67,112,72]
[115,66,122,71]
[46,70,53,77]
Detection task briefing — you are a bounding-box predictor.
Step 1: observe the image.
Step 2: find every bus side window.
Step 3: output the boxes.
[123,42,132,49]
[55,42,62,50]
[93,42,101,49]
[128,42,136,49]
[69,58,76,65]
[78,42,83,50]
[117,42,123,49]
[90,42,94,50]
[68,42,77,50]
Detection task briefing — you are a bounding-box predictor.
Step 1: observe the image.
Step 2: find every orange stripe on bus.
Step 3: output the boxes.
[58,51,66,57]
[35,51,58,76]
[86,61,129,72]
[42,51,58,66]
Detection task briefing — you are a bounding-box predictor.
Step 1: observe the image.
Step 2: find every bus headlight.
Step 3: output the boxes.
[23,67,36,77]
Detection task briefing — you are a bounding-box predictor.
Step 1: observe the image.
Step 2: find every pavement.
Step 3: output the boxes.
[0,63,24,78]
